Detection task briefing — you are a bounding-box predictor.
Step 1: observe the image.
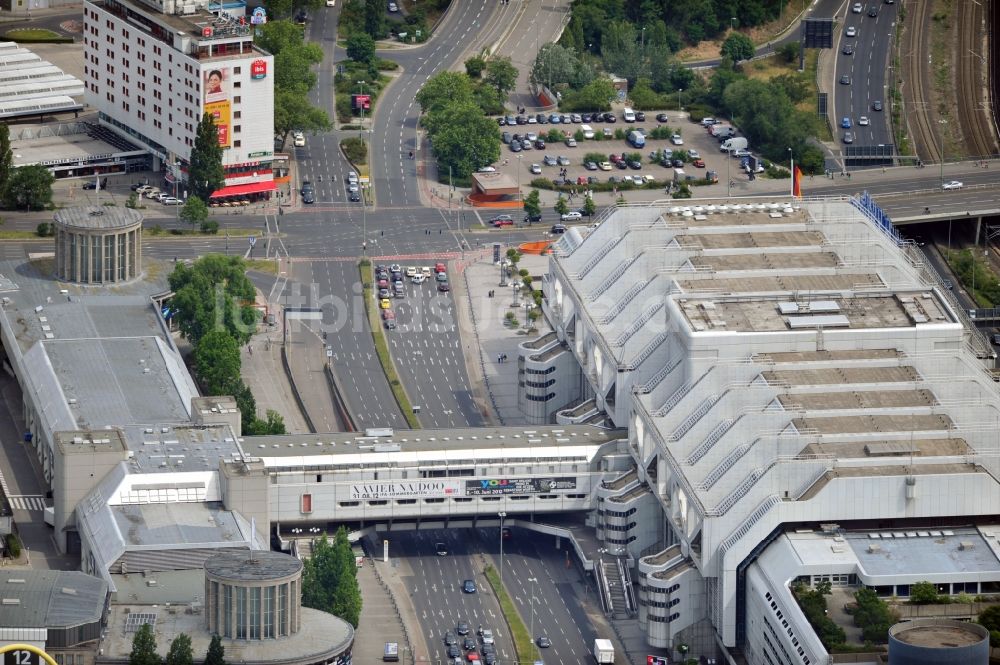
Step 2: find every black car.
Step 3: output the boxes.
[672,158,685,168]
[350,190,361,202]
[523,212,542,224]
[536,637,552,648]
[463,637,476,651]
[457,622,469,635]
[497,116,507,126]
[82,181,98,190]
[301,190,315,203]
[867,6,878,16]
[635,111,646,121]
[515,115,527,125]
[446,645,461,659]
[581,113,593,122]
[535,113,548,124]
[604,112,617,123]
[444,632,457,646]
[438,281,450,292]
[615,160,628,170]
[842,44,854,55]
[628,160,642,169]
[872,100,883,111]
[534,139,545,149]
[551,224,567,234]
[656,113,669,122]
[436,542,448,555]
[501,131,511,144]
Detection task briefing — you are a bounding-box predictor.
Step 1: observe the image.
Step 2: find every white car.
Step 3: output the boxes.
[942,180,964,190]
[161,196,182,205]
[687,149,701,159]
[388,1,398,10]
[293,134,306,147]
[852,2,863,12]
[858,116,870,126]
[846,26,857,37]
[530,163,541,174]
[421,266,432,278]
[598,161,612,171]
[670,134,684,145]
[481,630,494,645]
[347,171,359,184]
[325,0,335,5]
[477,166,496,173]
[561,211,583,222]
[411,273,426,284]
[405,266,417,277]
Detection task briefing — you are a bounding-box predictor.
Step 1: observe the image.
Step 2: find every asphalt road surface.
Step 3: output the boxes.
[385,268,484,428]
[389,527,602,665]
[833,1,899,153]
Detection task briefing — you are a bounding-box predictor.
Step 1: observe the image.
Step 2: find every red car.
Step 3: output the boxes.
[577,175,587,185]
[692,159,705,168]
[435,262,446,274]
[466,653,480,663]
[609,154,621,164]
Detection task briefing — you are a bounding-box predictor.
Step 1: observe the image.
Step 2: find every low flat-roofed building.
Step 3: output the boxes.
[0,569,108,655]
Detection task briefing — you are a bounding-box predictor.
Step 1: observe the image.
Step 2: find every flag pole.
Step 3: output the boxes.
[790,156,795,198]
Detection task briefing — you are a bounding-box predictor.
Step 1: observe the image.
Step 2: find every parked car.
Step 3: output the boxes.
[543,155,557,166]
[656,113,670,122]
[670,134,684,145]
[598,161,612,171]
[551,224,567,234]
[561,211,583,222]
[942,180,964,190]
[557,155,570,166]
[530,163,541,174]
[489,214,514,227]
[585,161,598,171]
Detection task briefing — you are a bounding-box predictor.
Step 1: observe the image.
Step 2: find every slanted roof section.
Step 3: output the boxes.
[0,569,107,628]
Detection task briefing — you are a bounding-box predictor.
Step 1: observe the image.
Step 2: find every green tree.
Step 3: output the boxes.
[465,55,487,78]
[530,43,582,91]
[601,20,649,84]
[189,114,225,202]
[523,189,541,220]
[554,195,569,216]
[247,409,287,435]
[777,41,799,63]
[416,71,475,114]
[346,32,376,64]
[1,164,54,211]
[302,527,362,627]
[424,101,500,179]
[560,77,616,112]
[978,605,1000,646]
[720,32,755,62]
[129,624,160,665]
[364,0,384,38]
[484,56,518,99]
[204,634,226,665]
[168,254,258,346]
[165,634,193,665]
[909,581,939,604]
[274,42,324,93]
[256,19,307,55]
[582,195,597,217]
[853,588,896,643]
[0,122,12,194]
[194,329,242,396]
[274,89,332,144]
[180,195,209,228]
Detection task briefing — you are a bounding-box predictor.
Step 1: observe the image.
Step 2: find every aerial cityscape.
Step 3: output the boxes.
[0,1,997,664]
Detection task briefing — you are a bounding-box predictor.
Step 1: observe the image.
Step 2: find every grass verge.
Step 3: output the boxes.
[943,248,999,307]
[359,260,421,428]
[0,231,47,239]
[245,259,279,274]
[2,28,72,43]
[482,564,540,664]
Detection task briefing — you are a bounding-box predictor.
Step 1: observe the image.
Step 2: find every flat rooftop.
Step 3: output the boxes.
[849,528,1000,578]
[244,424,622,459]
[675,273,884,294]
[11,122,141,168]
[892,622,985,647]
[674,230,826,250]
[679,292,950,333]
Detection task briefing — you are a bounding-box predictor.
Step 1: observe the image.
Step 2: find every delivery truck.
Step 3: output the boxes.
[593,638,615,663]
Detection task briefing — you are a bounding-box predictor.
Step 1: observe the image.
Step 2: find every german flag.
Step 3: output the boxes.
[792,166,804,198]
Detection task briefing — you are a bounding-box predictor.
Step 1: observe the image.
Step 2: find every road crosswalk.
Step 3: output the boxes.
[7,495,47,511]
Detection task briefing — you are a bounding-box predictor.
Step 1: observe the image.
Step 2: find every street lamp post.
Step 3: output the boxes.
[731,16,737,31]
[357,81,366,139]
[173,160,182,226]
[787,147,794,197]
[517,154,522,204]
[938,119,948,186]
[677,88,683,112]
[498,512,507,594]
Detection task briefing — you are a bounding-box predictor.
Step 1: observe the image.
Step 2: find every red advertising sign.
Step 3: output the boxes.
[352,94,371,110]
[251,59,267,80]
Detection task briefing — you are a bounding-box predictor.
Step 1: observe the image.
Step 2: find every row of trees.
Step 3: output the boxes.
[168,255,286,435]
[130,626,225,665]
[561,0,789,52]
[339,0,449,42]
[256,19,331,144]
[416,71,502,181]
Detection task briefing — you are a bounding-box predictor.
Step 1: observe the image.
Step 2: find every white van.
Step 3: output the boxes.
[580,124,594,139]
[622,108,636,123]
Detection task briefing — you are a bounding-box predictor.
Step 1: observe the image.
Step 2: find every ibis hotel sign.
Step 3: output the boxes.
[466,477,577,496]
[350,481,462,500]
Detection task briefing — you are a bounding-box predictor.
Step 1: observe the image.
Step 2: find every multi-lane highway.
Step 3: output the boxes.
[389,527,598,665]
[833,1,899,157]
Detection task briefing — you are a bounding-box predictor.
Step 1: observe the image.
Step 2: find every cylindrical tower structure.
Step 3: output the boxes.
[53,206,143,284]
[204,550,303,640]
[888,618,989,665]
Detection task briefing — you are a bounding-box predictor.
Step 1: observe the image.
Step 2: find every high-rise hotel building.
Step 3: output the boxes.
[83,0,276,199]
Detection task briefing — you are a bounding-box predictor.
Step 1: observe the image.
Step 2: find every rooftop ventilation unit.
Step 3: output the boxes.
[867,544,881,553]
[959,541,975,551]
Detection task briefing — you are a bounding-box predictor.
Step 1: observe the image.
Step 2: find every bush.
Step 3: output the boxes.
[685,105,714,122]
[335,95,354,122]
[978,606,1000,646]
[909,581,940,604]
[35,222,52,237]
[341,137,368,165]
[649,126,674,140]
[765,164,790,179]
[200,220,219,234]
[853,588,896,643]
[376,58,399,70]
[5,533,21,558]
[584,152,606,164]
[546,129,565,143]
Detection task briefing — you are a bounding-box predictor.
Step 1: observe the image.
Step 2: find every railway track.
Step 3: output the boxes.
[902,0,940,162]
[955,0,999,159]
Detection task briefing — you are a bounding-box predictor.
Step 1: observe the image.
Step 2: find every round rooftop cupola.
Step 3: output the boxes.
[53,206,143,284]
[204,550,303,640]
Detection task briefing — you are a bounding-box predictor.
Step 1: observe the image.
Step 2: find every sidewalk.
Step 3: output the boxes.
[240,326,311,435]
[362,538,434,664]
[351,547,416,664]
[454,249,552,425]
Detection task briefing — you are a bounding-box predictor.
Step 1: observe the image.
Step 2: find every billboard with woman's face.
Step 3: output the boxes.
[203,67,231,148]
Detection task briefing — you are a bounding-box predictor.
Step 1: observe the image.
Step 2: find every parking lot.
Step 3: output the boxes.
[499,111,756,192]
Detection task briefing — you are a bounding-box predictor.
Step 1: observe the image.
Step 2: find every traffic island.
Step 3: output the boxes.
[482,564,541,664]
